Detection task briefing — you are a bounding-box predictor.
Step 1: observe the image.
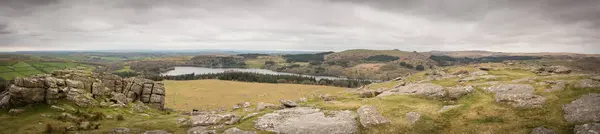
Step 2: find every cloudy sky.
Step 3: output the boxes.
[0,0,599,53]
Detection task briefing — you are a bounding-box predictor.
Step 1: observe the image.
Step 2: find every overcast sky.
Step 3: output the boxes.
[0,0,599,53]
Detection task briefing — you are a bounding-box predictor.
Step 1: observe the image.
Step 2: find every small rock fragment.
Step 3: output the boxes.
[406,112,421,125]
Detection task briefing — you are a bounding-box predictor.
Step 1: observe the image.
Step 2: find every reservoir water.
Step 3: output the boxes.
[161,66,347,80]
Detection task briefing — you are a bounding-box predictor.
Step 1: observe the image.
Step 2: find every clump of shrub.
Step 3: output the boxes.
[45,123,67,134]
[116,114,125,121]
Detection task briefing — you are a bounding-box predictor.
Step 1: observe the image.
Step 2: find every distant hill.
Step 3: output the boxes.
[425,50,600,58]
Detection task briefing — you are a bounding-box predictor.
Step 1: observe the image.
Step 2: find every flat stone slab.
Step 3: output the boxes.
[255,107,357,134]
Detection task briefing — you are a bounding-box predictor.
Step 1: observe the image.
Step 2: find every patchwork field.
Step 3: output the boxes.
[0,61,95,80]
[164,79,349,111]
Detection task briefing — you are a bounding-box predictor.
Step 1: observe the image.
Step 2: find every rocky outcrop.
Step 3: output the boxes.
[574,123,600,134]
[378,83,445,99]
[256,102,277,111]
[143,130,171,134]
[447,86,475,99]
[357,105,390,127]
[577,79,600,88]
[451,70,469,75]
[223,127,256,134]
[531,127,555,134]
[562,94,600,123]
[485,84,535,94]
[495,93,546,108]
[358,90,384,98]
[2,69,165,109]
[189,113,226,126]
[187,126,217,134]
[485,84,546,108]
[543,80,566,92]
[255,107,357,134]
[109,127,131,134]
[534,65,572,74]
[279,99,298,108]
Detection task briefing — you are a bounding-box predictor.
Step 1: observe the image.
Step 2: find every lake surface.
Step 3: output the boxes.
[161,66,347,80]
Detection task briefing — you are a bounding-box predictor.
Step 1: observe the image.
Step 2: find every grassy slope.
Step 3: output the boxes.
[0,101,185,134]
[337,65,600,133]
[164,79,349,111]
[2,64,598,134]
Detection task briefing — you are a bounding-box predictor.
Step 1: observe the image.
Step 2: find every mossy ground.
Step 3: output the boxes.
[0,101,186,134]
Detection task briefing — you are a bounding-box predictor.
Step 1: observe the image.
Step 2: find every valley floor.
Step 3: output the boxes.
[164,79,348,111]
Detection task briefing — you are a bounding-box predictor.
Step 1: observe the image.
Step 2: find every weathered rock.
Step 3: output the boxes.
[577,79,600,88]
[256,102,277,111]
[574,123,600,134]
[66,88,96,107]
[279,99,298,108]
[187,126,217,134]
[109,127,131,134]
[8,108,25,115]
[225,115,241,125]
[50,105,65,111]
[233,103,242,110]
[378,83,445,99]
[357,105,390,127]
[298,98,307,102]
[45,88,60,104]
[143,130,171,134]
[65,79,85,89]
[447,86,475,99]
[495,93,546,108]
[451,70,469,75]
[591,76,600,81]
[531,127,555,134]
[242,113,259,120]
[189,114,224,126]
[471,71,488,76]
[8,85,45,104]
[548,65,572,74]
[512,77,535,83]
[319,94,336,101]
[223,127,256,134]
[13,77,45,88]
[406,112,421,125]
[59,112,81,121]
[562,93,600,123]
[255,107,357,134]
[242,102,252,108]
[439,105,462,113]
[485,84,535,94]
[545,81,566,92]
[110,93,129,104]
[0,91,10,109]
[132,102,151,112]
[358,90,384,98]
[79,121,91,130]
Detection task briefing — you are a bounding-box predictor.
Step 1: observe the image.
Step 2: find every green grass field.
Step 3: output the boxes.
[244,56,286,68]
[0,61,95,80]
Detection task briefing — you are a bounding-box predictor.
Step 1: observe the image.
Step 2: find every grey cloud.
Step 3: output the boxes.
[0,0,598,53]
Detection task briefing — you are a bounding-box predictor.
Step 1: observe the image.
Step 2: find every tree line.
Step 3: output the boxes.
[162,72,372,88]
[430,55,541,66]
